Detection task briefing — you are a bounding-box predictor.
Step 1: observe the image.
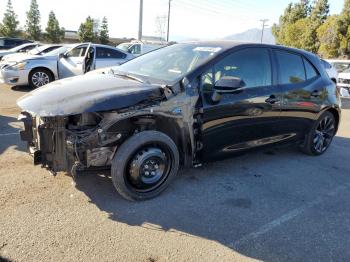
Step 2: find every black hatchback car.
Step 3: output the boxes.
[17,42,341,201]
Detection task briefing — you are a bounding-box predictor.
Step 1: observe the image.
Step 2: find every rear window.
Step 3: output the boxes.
[276,50,306,84]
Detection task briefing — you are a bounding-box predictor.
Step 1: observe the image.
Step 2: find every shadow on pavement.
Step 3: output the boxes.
[74,136,350,261]
[11,85,32,92]
[0,115,26,154]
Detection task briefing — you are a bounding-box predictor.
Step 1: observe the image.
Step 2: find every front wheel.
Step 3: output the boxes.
[28,68,54,89]
[300,111,336,156]
[111,131,180,201]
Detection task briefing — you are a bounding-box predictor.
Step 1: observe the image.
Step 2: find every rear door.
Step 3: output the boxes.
[58,44,89,78]
[95,47,128,69]
[201,47,284,160]
[274,49,323,141]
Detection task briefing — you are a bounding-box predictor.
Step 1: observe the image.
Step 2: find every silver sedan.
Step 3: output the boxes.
[0,43,134,88]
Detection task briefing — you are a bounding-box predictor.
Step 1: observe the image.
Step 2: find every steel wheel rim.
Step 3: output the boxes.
[127,145,172,192]
[313,116,335,153]
[32,72,50,87]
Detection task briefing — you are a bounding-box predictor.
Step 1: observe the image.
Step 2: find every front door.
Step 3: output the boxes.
[58,44,90,79]
[201,47,284,160]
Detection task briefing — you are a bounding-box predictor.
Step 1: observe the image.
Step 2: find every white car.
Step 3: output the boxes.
[321,59,338,84]
[117,41,166,56]
[0,43,134,88]
[327,59,350,73]
[1,44,62,63]
[0,43,40,60]
[337,68,350,96]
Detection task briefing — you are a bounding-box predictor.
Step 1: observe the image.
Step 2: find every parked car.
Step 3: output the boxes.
[321,59,337,84]
[0,43,40,60]
[1,44,62,63]
[17,42,341,201]
[327,59,350,73]
[0,43,133,88]
[0,37,33,50]
[117,41,166,56]
[337,68,350,95]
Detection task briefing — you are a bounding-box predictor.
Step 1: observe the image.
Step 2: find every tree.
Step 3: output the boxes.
[338,0,350,56]
[317,15,341,58]
[25,0,41,40]
[272,0,310,45]
[99,16,109,44]
[45,11,65,43]
[0,0,20,37]
[78,16,96,42]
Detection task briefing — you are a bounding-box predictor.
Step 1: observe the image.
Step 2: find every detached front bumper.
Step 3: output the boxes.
[0,68,30,86]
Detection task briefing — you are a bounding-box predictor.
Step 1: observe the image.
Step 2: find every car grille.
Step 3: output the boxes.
[338,78,350,84]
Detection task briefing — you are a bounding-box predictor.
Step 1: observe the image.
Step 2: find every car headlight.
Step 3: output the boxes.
[6,61,27,71]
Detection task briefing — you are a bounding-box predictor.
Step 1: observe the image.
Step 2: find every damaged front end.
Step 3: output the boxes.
[17,73,202,176]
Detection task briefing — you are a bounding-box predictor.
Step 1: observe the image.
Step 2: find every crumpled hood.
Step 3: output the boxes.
[17,73,163,117]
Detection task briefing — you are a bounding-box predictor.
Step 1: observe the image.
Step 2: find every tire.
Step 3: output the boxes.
[300,111,336,156]
[28,68,54,89]
[111,131,180,201]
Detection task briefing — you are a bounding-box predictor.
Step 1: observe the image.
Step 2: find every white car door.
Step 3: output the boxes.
[58,44,90,78]
[94,46,129,69]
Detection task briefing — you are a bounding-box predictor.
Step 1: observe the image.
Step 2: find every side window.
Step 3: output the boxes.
[129,44,141,55]
[201,48,272,93]
[66,46,87,58]
[304,59,318,79]
[96,47,127,59]
[275,50,306,84]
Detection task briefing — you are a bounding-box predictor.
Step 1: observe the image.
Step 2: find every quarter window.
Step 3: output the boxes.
[275,51,306,84]
[96,47,126,59]
[304,59,318,79]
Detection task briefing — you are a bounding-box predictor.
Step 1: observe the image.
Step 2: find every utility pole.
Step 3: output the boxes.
[260,19,269,43]
[166,0,172,42]
[138,0,143,40]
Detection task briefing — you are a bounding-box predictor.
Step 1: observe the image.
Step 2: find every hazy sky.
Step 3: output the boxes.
[0,0,345,41]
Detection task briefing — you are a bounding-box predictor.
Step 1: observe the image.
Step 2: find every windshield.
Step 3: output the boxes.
[8,44,31,52]
[117,43,223,82]
[44,46,68,56]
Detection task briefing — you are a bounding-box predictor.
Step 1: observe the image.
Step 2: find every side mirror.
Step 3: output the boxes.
[212,76,245,102]
[214,76,245,93]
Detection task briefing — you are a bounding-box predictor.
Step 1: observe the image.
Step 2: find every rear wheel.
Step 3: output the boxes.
[29,68,54,89]
[300,111,336,156]
[111,131,180,201]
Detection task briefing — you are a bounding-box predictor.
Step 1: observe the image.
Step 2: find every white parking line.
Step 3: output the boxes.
[231,183,350,249]
[0,132,19,137]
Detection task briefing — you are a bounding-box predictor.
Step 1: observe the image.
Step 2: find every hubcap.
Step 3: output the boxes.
[32,72,50,87]
[313,116,335,153]
[128,147,170,191]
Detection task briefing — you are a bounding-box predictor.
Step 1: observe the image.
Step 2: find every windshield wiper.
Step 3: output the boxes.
[111,69,146,83]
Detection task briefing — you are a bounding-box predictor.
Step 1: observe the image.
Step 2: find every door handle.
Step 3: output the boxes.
[265,95,280,104]
[311,90,320,97]
[76,62,83,65]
